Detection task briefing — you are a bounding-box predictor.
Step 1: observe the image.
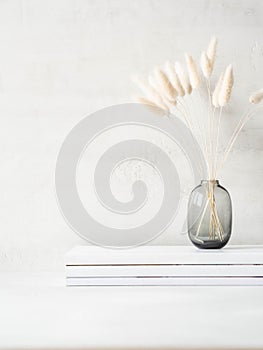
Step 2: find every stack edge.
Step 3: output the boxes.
[65,245,263,286]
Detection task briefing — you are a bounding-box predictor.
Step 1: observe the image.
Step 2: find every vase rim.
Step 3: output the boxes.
[201,179,219,185]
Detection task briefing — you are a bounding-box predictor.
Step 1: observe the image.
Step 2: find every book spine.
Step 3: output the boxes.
[66,264,263,277]
[66,253,263,265]
[66,277,263,286]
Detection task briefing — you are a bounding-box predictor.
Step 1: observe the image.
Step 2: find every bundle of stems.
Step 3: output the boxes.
[132,37,263,241]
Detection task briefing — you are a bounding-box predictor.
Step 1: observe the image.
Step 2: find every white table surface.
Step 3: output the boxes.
[0,271,263,350]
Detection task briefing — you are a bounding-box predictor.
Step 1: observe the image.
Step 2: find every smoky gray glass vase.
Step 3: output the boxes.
[187,180,232,249]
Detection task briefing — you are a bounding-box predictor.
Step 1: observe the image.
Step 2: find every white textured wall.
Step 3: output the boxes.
[1,0,263,270]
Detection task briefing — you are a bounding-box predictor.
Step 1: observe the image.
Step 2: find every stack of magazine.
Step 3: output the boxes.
[65,246,263,286]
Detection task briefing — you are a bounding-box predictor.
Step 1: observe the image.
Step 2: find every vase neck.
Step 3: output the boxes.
[201,180,219,186]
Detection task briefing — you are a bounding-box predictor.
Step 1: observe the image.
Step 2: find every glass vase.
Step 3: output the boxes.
[187,180,232,249]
